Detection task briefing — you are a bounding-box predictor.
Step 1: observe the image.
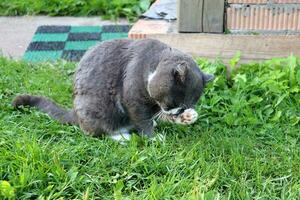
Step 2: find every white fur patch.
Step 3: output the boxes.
[110,128,131,143]
[147,70,157,97]
[110,133,131,141]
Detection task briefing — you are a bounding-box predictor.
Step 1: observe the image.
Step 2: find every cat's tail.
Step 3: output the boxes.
[12,94,78,125]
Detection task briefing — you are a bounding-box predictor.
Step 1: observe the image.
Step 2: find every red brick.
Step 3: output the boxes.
[228,0,267,3]
[128,19,169,39]
[227,5,300,31]
[228,0,300,3]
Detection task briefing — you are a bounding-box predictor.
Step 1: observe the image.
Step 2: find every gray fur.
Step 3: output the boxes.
[12,95,77,124]
[13,39,213,138]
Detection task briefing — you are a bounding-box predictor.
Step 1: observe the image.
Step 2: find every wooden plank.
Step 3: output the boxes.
[129,17,300,63]
[203,0,224,33]
[177,0,203,32]
[147,33,300,63]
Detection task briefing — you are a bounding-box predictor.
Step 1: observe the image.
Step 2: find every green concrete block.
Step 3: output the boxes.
[32,33,68,42]
[70,26,102,33]
[23,51,63,62]
[102,32,128,41]
[65,41,98,50]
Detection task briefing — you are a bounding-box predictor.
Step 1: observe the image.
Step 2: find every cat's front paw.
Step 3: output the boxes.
[175,108,198,125]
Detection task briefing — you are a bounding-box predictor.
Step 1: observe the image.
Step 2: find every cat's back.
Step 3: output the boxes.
[74,39,133,93]
[78,39,132,73]
[78,38,167,70]
[74,39,168,89]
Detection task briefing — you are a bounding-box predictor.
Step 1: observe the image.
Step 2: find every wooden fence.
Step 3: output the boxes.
[178,0,225,33]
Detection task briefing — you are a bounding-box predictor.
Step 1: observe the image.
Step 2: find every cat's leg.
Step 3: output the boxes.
[74,95,130,137]
[127,105,157,138]
[160,108,198,125]
[149,120,166,142]
[134,120,166,142]
[136,120,155,138]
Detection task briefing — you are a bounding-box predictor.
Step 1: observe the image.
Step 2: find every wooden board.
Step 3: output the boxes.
[147,33,300,63]
[177,0,203,32]
[203,0,224,33]
[129,17,300,63]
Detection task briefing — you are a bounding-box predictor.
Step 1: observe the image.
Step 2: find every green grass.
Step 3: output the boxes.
[0,55,300,199]
[0,0,153,21]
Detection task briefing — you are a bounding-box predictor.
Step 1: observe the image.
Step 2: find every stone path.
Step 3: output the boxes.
[0,16,128,59]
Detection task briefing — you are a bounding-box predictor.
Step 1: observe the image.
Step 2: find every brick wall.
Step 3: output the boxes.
[227,0,300,33]
[228,0,300,4]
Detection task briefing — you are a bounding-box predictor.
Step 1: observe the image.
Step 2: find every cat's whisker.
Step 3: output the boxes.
[152,111,161,121]
[139,111,162,123]
[157,111,163,119]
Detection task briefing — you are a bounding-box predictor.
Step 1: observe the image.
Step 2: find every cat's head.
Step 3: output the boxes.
[147,50,214,115]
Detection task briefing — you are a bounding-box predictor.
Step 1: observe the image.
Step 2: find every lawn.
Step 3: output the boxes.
[0,55,300,199]
[0,0,153,21]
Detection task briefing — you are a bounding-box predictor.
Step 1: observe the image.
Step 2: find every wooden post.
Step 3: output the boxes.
[203,0,224,33]
[177,0,203,32]
[177,0,224,33]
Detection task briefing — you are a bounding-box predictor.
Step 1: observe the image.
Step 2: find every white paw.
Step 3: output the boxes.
[110,129,131,144]
[174,108,198,125]
[110,133,131,140]
[150,133,166,142]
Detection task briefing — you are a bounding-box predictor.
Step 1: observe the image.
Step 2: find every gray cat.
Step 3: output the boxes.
[13,39,213,142]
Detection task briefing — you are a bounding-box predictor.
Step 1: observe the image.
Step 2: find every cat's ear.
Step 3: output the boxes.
[203,73,214,83]
[173,64,187,83]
